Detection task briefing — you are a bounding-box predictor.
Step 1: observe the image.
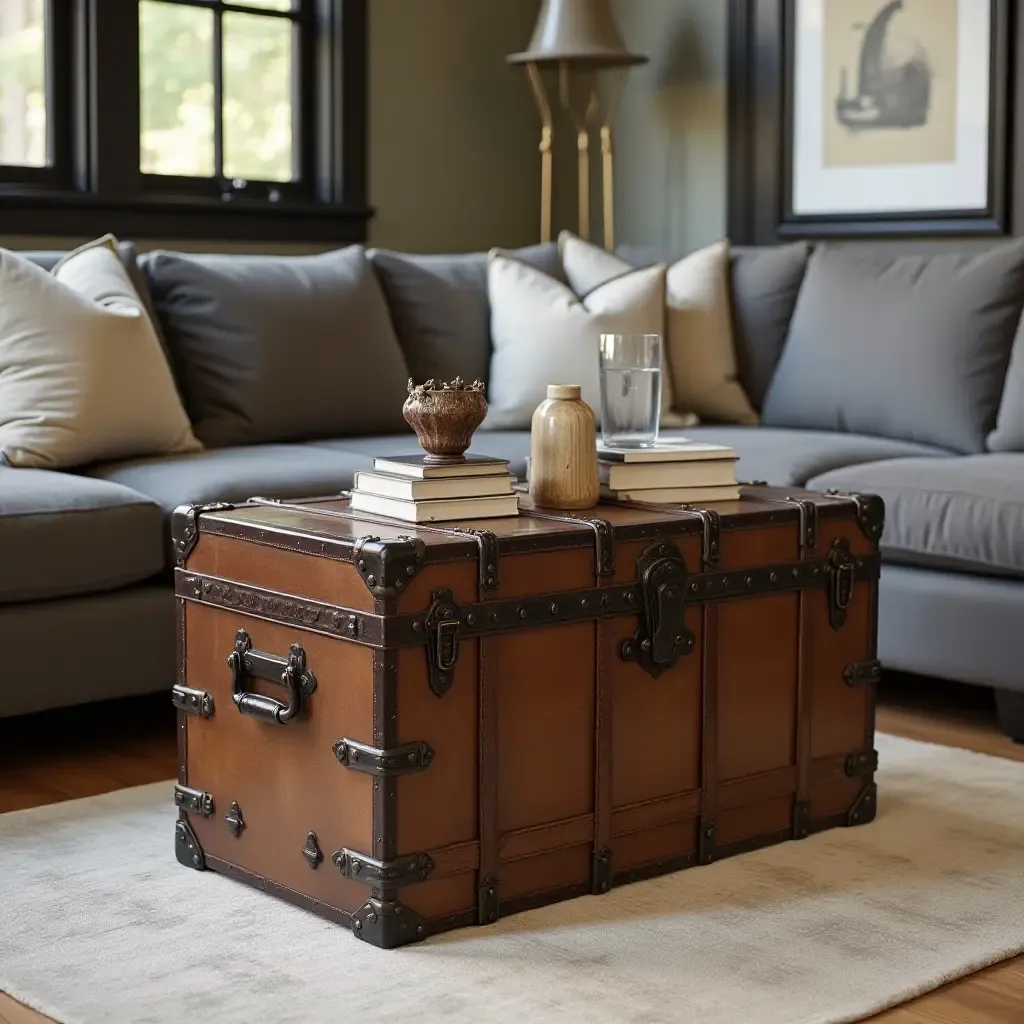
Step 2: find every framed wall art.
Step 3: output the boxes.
[727,0,1016,242]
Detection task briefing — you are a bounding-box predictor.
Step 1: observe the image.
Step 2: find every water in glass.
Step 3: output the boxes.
[599,334,662,448]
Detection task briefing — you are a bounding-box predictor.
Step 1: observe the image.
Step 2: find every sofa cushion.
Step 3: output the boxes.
[762,242,1024,452]
[86,445,374,520]
[677,426,951,487]
[987,317,1024,451]
[306,431,534,480]
[0,467,164,603]
[368,242,564,388]
[809,455,1024,579]
[143,247,409,448]
[616,243,811,413]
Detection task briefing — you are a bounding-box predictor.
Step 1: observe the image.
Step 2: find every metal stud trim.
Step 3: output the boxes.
[333,737,435,776]
[332,849,435,888]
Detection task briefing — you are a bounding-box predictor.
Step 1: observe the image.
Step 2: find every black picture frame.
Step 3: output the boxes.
[727,0,1016,244]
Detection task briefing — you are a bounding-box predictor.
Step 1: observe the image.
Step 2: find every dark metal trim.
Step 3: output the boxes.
[698,822,716,865]
[352,897,428,948]
[691,507,722,567]
[224,802,246,838]
[477,873,500,925]
[828,539,857,630]
[847,782,878,827]
[175,572,370,642]
[614,851,699,887]
[205,854,352,926]
[591,848,612,895]
[353,535,426,598]
[791,799,811,840]
[498,881,591,919]
[787,498,818,554]
[175,818,205,870]
[845,749,879,779]
[174,784,213,818]
[331,848,434,889]
[824,490,886,544]
[171,684,214,718]
[171,502,235,567]
[519,510,615,576]
[844,659,882,688]
[621,540,695,677]
[302,831,324,869]
[424,589,461,697]
[332,737,435,776]
[176,552,881,648]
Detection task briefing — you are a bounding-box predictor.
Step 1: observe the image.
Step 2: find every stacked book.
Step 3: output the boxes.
[350,454,519,522]
[598,440,740,504]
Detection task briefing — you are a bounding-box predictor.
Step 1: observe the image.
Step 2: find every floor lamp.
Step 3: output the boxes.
[508,0,647,250]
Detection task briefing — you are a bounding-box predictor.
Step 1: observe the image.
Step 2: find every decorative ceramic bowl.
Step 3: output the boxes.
[403,378,488,463]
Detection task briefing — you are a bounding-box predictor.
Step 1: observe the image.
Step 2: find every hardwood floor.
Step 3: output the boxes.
[0,676,1021,1024]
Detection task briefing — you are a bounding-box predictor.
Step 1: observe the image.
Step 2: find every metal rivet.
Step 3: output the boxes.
[640,639,650,651]
[351,750,359,761]
[408,752,417,763]
[664,587,676,599]
[549,602,559,615]
[745,576,753,587]
[354,919,362,930]
[627,592,636,603]
[721,577,729,587]
[357,559,366,571]
[412,620,421,632]
[489,611,499,623]
[769,572,778,583]
[438,674,448,686]
[406,565,416,576]
[396,579,404,590]
[417,925,424,935]
[466,613,476,625]
[487,564,496,573]
[192,854,200,866]
[580,597,589,609]
[792,568,800,579]
[518,607,528,619]
[366,574,377,587]
[691,582,698,592]
[600,594,608,606]
[367,912,377,924]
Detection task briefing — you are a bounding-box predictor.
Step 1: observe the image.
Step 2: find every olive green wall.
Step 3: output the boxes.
[0,0,548,254]
[608,0,729,257]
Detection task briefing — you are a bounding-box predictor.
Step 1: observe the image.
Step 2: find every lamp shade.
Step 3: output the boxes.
[507,0,647,69]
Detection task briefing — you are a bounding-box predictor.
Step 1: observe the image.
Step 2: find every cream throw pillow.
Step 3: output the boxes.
[560,232,758,425]
[0,236,201,469]
[483,250,668,430]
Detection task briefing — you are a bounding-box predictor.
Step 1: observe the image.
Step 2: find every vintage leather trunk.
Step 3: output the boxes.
[171,486,883,948]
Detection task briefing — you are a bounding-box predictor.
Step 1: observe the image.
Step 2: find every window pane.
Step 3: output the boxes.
[140,0,214,177]
[223,13,294,183]
[0,0,47,167]
[235,0,293,9]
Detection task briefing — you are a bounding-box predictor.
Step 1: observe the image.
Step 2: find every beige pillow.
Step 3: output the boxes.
[482,250,670,430]
[0,236,201,469]
[559,232,758,425]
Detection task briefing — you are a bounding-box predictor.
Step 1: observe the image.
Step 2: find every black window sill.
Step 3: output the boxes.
[0,191,373,244]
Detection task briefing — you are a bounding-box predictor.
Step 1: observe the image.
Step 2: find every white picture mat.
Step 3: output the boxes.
[792,0,991,216]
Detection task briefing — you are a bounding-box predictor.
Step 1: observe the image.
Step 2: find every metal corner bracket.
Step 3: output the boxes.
[175,818,205,870]
[333,737,434,776]
[825,489,885,543]
[847,782,878,827]
[353,534,426,598]
[171,502,234,568]
[352,898,428,948]
[332,848,435,888]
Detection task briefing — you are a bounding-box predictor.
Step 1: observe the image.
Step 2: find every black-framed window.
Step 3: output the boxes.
[0,0,369,242]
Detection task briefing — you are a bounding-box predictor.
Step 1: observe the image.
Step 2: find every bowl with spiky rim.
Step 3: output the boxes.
[403,377,488,464]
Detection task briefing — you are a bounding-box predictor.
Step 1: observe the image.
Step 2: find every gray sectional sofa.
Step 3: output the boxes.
[3,238,1023,742]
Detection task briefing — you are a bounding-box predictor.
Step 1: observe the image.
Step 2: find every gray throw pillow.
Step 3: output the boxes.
[762,242,1024,453]
[987,317,1024,450]
[144,246,410,447]
[615,242,810,411]
[369,242,564,387]
[729,243,810,410]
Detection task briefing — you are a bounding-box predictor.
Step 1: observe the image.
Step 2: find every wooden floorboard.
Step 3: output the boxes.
[0,677,1021,1024]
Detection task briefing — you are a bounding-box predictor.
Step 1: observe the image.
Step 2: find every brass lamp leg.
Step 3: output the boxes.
[601,125,614,252]
[560,63,599,242]
[601,70,627,252]
[525,62,553,244]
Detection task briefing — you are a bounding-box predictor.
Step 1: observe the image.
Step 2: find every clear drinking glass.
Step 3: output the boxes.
[598,333,662,448]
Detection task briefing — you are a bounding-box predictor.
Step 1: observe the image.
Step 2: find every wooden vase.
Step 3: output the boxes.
[529,384,599,510]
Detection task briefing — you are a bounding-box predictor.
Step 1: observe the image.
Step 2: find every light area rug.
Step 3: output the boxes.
[0,734,1022,1024]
